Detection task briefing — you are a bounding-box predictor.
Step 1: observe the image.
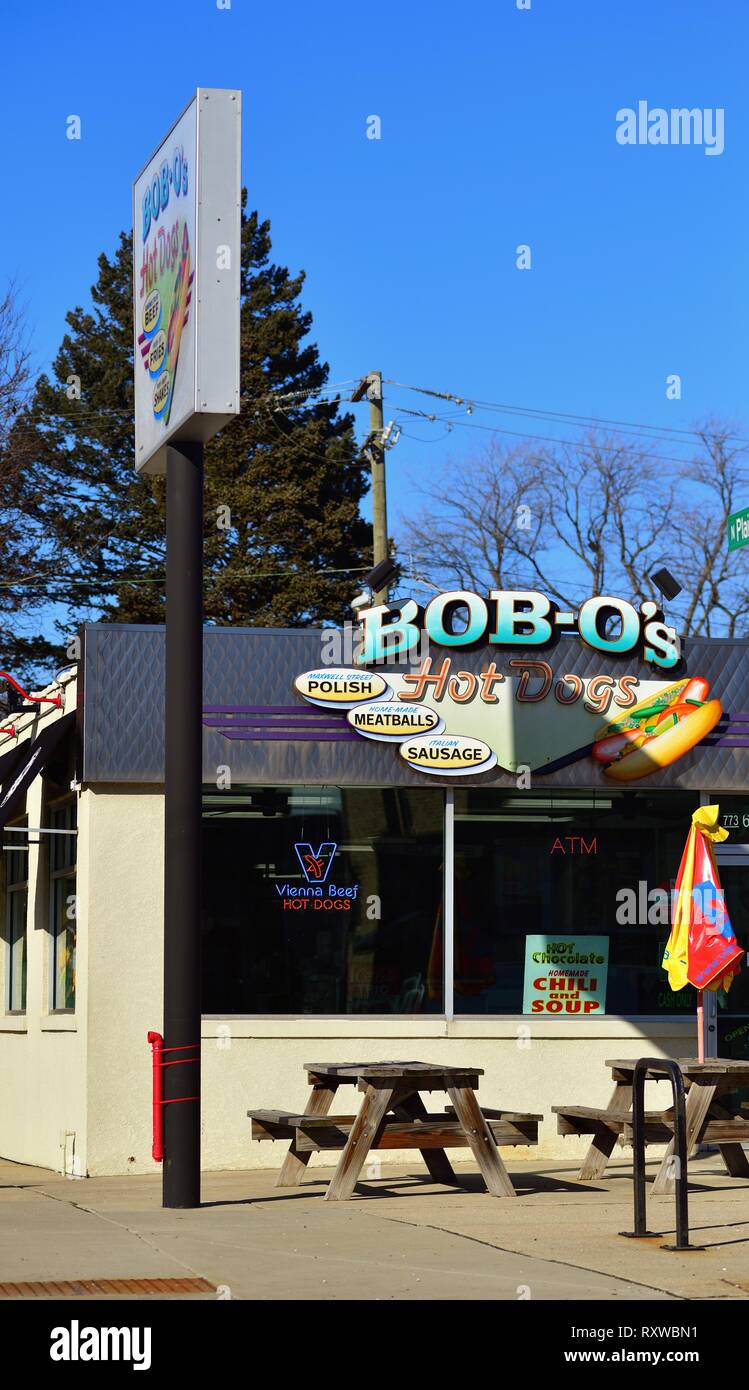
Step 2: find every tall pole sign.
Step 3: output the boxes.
[133,88,241,475]
[133,90,241,1208]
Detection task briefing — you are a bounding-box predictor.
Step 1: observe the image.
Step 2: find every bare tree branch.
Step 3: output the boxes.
[399,424,749,639]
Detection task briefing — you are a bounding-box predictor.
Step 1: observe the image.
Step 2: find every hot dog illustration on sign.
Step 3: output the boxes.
[139,215,194,425]
[295,842,336,884]
[592,676,722,781]
[135,117,196,447]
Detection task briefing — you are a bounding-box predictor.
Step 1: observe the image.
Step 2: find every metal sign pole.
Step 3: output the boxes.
[163,441,203,1208]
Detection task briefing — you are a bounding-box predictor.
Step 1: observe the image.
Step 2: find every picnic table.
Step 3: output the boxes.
[249,1060,541,1200]
[553,1057,749,1194]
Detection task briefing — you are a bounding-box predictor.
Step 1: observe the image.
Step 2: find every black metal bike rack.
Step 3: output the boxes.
[620,1057,698,1252]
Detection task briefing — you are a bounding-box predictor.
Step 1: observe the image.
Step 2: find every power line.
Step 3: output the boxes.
[259,379,360,408]
[262,375,749,468]
[0,564,372,591]
[259,397,373,475]
[383,377,749,447]
[21,369,749,475]
[11,379,357,424]
[24,371,749,455]
[394,410,749,470]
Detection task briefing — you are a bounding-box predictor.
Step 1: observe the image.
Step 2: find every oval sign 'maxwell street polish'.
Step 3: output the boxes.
[347,701,443,741]
[294,668,389,708]
[399,733,497,776]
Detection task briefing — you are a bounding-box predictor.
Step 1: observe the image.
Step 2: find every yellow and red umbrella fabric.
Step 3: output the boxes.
[663,805,743,994]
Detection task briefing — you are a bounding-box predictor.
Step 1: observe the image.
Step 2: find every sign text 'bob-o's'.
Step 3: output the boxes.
[358,589,681,671]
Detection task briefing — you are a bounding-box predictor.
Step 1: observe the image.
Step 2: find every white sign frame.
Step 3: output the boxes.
[132,88,241,475]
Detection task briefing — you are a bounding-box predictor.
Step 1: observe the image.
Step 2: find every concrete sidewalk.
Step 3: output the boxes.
[1,1154,748,1300]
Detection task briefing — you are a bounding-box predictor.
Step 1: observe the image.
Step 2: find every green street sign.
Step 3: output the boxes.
[728,506,749,551]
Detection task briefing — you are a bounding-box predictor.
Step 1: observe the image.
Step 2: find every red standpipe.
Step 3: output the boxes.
[147,1031,164,1161]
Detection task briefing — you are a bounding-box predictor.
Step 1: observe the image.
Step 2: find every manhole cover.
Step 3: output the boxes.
[0,1277,215,1298]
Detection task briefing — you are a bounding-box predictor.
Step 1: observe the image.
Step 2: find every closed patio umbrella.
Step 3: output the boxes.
[662,805,744,1060]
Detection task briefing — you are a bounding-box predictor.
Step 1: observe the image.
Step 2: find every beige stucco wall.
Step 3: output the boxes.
[83,784,165,1175]
[2,735,699,1177]
[0,682,88,1175]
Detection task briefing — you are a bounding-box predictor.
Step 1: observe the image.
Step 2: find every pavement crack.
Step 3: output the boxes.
[376,1212,688,1301]
[29,1187,211,1284]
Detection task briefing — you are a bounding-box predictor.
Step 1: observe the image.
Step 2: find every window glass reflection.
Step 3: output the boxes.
[202,786,444,1014]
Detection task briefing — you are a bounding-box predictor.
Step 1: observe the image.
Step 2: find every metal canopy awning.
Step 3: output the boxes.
[0,713,76,830]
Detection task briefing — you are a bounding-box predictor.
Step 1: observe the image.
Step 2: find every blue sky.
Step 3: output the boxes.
[2,0,747,554]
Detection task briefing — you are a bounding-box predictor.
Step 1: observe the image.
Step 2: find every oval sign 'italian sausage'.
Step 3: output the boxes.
[399,734,497,776]
[294,668,389,708]
[347,701,443,741]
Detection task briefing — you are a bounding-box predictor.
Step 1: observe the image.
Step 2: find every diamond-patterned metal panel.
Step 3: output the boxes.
[81,624,749,791]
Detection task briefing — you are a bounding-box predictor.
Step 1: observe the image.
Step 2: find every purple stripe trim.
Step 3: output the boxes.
[216,731,749,746]
[203,705,326,715]
[203,718,346,731]
[220,728,359,742]
[203,704,749,718]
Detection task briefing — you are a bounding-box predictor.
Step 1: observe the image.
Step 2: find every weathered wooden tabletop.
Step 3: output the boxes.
[304,1060,483,1089]
[606,1057,749,1078]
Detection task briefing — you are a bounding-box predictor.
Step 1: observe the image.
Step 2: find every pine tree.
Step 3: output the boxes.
[0,285,59,681]
[13,197,372,638]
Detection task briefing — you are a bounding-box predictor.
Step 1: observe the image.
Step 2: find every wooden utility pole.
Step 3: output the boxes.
[353,371,389,602]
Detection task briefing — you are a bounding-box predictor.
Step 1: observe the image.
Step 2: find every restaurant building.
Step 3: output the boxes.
[1,595,748,1176]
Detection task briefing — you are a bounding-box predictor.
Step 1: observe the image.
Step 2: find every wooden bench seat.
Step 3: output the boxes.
[553,1104,749,1146]
[553,1104,674,1144]
[248,1107,541,1151]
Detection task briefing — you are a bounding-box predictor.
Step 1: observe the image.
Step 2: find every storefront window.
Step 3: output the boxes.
[202,786,444,1014]
[453,789,700,1015]
[49,800,77,1011]
[200,785,749,1019]
[5,820,28,1012]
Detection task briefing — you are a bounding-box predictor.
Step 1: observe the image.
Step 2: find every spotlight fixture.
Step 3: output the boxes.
[649,566,682,602]
[351,556,399,611]
[364,557,399,593]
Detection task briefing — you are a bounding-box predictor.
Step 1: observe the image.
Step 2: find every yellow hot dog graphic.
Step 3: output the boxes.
[593,677,722,781]
[164,223,192,426]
